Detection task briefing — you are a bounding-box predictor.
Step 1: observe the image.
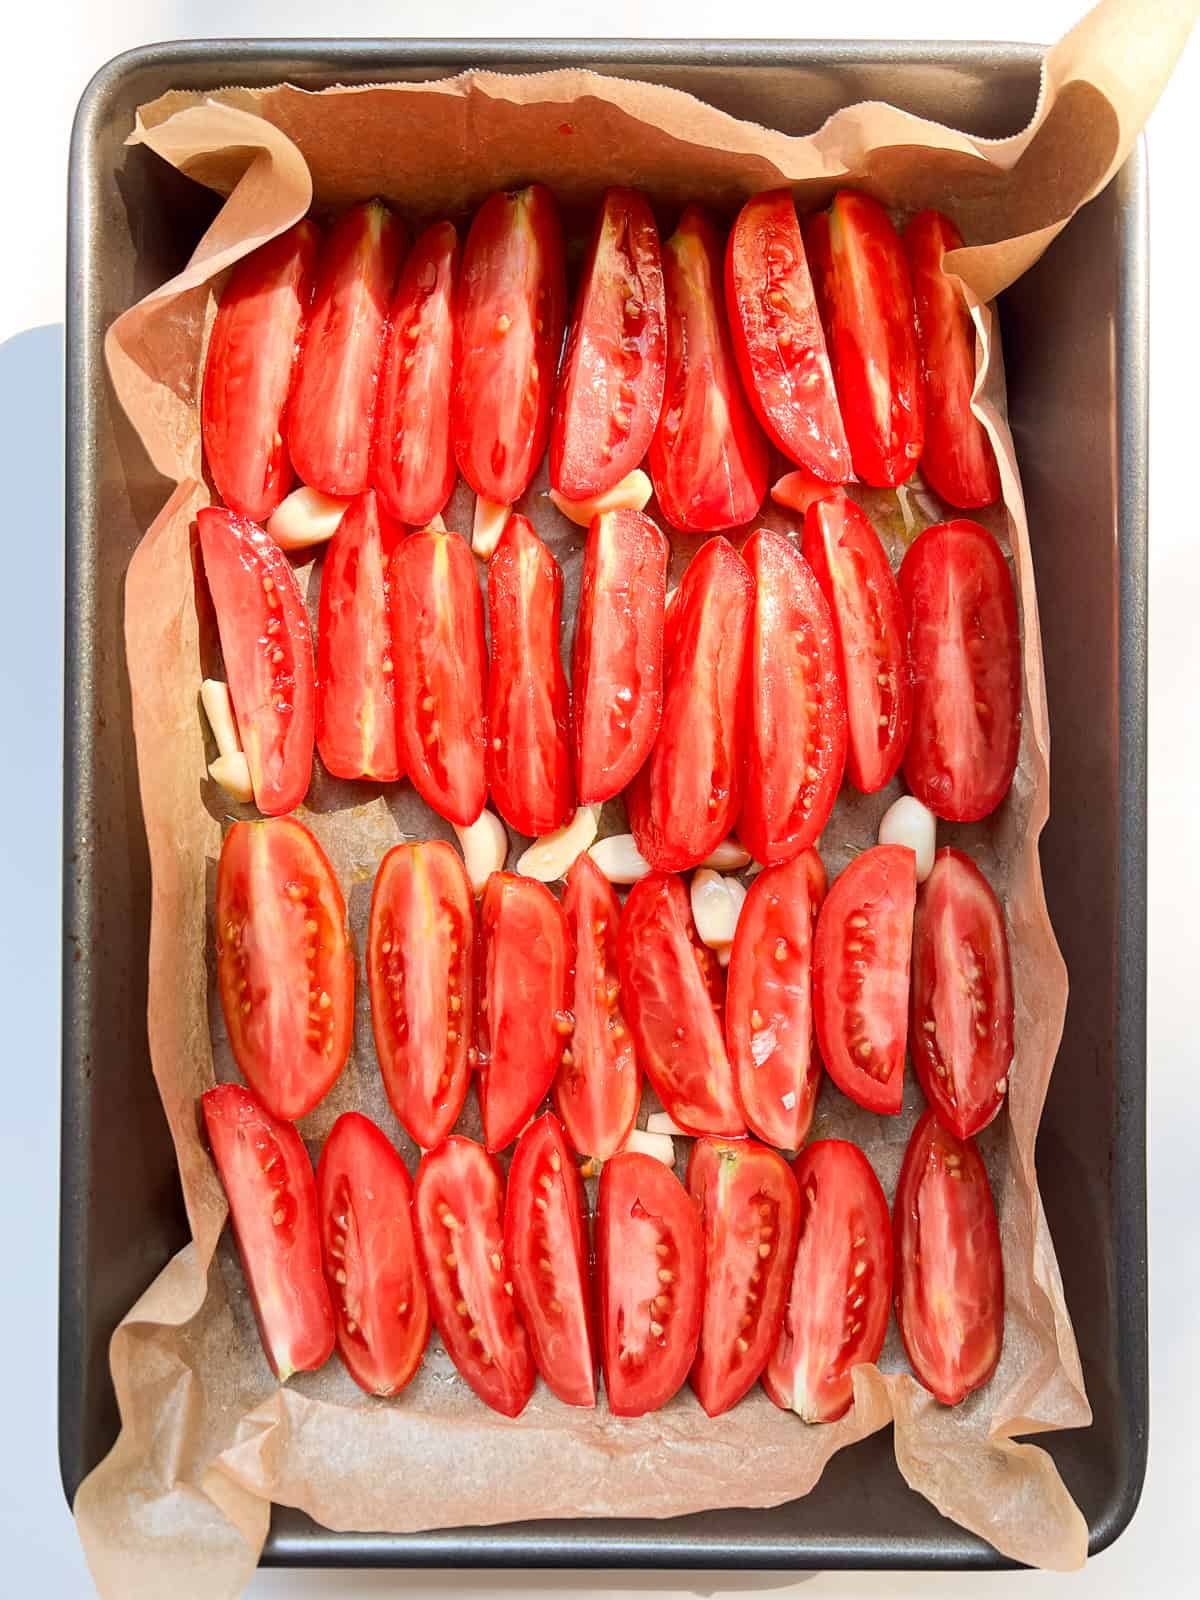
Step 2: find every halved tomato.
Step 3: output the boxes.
[893,1110,1004,1405]
[812,844,915,1115]
[215,818,355,1120]
[414,1136,534,1415]
[764,1138,892,1422]
[203,1082,335,1381]
[899,519,1021,822]
[597,1151,704,1416]
[197,506,315,816]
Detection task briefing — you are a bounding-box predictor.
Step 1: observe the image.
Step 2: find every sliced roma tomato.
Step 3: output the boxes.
[486,515,573,836]
[738,528,847,864]
[597,1151,704,1416]
[414,1136,534,1415]
[618,872,745,1136]
[812,844,915,1115]
[725,850,826,1150]
[893,1109,1004,1405]
[371,219,460,526]
[687,1138,800,1417]
[802,491,911,793]
[725,189,851,484]
[315,490,404,782]
[390,525,488,826]
[627,537,754,871]
[203,1082,335,1380]
[904,210,1001,511]
[910,849,1013,1141]
[805,191,924,488]
[504,1112,596,1406]
[197,506,315,816]
[316,1111,430,1396]
[202,220,320,523]
[899,519,1021,822]
[215,817,355,1120]
[452,185,566,505]
[649,206,768,533]
[367,840,474,1151]
[550,188,666,501]
[554,852,640,1161]
[764,1138,892,1422]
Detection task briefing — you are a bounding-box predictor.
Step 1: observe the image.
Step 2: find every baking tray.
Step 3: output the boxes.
[61,38,1148,1571]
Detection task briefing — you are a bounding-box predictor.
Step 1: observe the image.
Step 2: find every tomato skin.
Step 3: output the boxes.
[203,1083,335,1381]
[597,1152,704,1416]
[764,1139,892,1423]
[899,519,1021,822]
[893,1110,1004,1405]
[215,818,355,1121]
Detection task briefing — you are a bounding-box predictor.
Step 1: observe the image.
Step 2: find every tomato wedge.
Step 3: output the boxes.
[201,220,320,522]
[215,818,354,1120]
[805,191,924,488]
[203,1083,335,1381]
[738,528,847,864]
[812,844,915,1115]
[390,525,488,826]
[649,206,768,533]
[687,1138,800,1417]
[893,1110,1004,1405]
[453,185,566,505]
[802,491,911,793]
[764,1139,892,1423]
[316,1112,429,1396]
[725,850,826,1150]
[486,515,573,836]
[197,506,315,816]
[414,1137,534,1415]
[899,519,1021,822]
[597,1151,703,1416]
[550,188,666,501]
[725,189,851,484]
[904,211,1001,511]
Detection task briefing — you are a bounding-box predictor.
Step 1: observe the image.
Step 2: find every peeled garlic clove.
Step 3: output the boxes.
[472,495,510,559]
[621,1128,675,1167]
[702,836,752,871]
[267,485,350,551]
[770,468,839,515]
[517,804,602,882]
[423,513,446,533]
[548,469,652,528]
[645,1111,690,1139]
[452,808,509,895]
[878,793,937,882]
[589,833,652,885]
[200,678,242,759]
[690,868,747,954]
[208,751,254,805]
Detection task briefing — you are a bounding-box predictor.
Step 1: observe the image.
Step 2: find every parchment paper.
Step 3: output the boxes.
[74,2,1194,1591]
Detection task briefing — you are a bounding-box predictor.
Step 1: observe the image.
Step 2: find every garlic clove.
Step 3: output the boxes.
[548,469,652,528]
[516,805,602,883]
[701,836,752,871]
[770,468,840,516]
[200,678,242,760]
[645,1111,690,1139]
[620,1128,675,1167]
[423,513,446,533]
[878,793,937,882]
[452,808,509,895]
[266,485,350,551]
[208,751,254,805]
[690,868,747,955]
[589,833,653,884]
[472,495,511,559]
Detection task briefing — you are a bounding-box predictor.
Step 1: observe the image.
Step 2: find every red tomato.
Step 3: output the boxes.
[452,185,566,505]
[367,840,474,1151]
[486,515,573,836]
[203,1083,335,1380]
[414,1137,534,1415]
[904,211,1001,510]
[725,850,826,1150]
[802,491,911,793]
[687,1138,801,1417]
[197,506,315,816]
[550,188,666,501]
[764,1139,892,1422]
[288,200,406,496]
[201,220,320,523]
[899,519,1021,822]
[390,525,488,826]
[504,1112,596,1406]
[893,1110,1004,1405]
[805,191,925,488]
[812,844,915,1115]
[739,528,847,864]
[316,1112,430,1396]
[618,873,745,1136]
[554,852,640,1161]
[371,220,460,526]
[649,206,768,532]
[911,849,1013,1141]
[597,1152,704,1416]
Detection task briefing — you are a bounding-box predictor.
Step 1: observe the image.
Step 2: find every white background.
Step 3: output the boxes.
[1,1,1194,1595]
